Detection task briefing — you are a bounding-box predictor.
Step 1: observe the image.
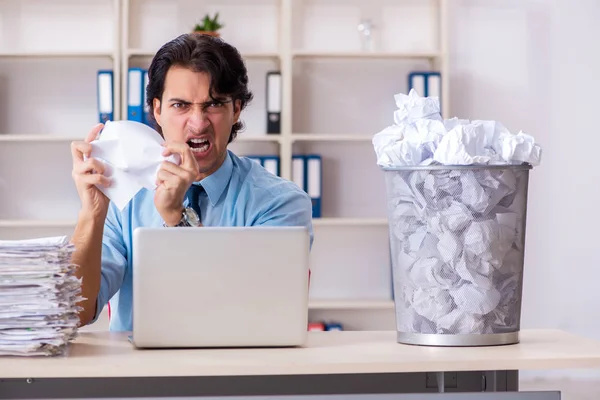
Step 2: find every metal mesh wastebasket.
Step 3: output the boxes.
[383,163,531,346]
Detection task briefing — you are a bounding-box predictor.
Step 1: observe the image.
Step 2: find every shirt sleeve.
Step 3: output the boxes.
[252,186,315,250]
[90,203,127,323]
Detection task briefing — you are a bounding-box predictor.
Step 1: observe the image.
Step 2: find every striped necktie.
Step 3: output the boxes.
[185,184,203,220]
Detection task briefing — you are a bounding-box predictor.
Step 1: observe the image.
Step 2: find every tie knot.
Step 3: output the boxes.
[189,183,203,195]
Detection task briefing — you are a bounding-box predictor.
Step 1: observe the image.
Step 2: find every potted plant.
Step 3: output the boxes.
[192,12,224,37]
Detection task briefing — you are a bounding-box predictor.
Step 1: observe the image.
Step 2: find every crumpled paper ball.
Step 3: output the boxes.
[86,120,180,210]
[373,89,542,167]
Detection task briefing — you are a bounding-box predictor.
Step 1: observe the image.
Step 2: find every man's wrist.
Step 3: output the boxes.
[162,207,184,227]
[77,209,107,226]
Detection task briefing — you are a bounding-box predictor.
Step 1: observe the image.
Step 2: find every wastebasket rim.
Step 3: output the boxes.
[380,163,533,171]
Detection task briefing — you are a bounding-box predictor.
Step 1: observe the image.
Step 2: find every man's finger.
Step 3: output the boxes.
[79,173,111,188]
[162,142,188,159]
[74,158,105,176]
[70,141,93,162]
[163,143,198,173]
[159,160,196,183]
[86,123,104,143]
[156,168,181,189]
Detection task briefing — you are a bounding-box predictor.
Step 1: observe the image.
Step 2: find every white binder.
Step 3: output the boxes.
[97,70,114,123]
[292,155,305,191]
[427,73,441,98]
[263,157,279,176]
[409,73,426,97]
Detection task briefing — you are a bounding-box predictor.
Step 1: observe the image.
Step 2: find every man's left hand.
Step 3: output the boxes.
[155,142,201,226]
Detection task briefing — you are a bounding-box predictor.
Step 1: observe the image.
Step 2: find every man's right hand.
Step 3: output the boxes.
[71,123,111,217]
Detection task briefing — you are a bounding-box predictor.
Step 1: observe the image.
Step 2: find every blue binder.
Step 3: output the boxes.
[325,322,343,331]
[246,156,262,166]
[96,70,114,123]
[305,154,322,218]
[127,67,145,122]
[408,71,441,98]
[244,155,280,177]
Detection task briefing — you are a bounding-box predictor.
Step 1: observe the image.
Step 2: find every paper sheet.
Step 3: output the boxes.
[87,120,181,210]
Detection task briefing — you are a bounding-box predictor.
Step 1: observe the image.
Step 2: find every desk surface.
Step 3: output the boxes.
[1,329,600,379]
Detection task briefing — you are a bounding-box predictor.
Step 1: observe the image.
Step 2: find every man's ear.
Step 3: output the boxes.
[153,98,162,127]
[233,99,241,123]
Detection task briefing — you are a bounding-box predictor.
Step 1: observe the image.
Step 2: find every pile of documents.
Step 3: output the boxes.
[0,236,83,356]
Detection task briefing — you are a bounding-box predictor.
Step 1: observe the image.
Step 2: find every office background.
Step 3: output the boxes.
[0,0,598,397]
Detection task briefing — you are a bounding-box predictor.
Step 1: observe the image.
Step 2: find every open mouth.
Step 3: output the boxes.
[187,138,211,154]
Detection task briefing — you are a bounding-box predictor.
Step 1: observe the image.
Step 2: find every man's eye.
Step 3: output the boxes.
[208,102,223,108]
[172,102,187,109]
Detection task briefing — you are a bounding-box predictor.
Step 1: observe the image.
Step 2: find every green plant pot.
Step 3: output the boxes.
[192,30,220,37]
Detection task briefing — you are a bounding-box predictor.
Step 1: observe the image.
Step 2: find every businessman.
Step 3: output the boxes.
[70,33,314,330]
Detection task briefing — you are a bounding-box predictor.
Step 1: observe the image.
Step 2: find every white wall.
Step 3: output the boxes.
[2,0,600,383]
[449,0,600,380]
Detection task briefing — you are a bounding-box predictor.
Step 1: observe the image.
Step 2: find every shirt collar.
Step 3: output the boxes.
[197,150,234,206]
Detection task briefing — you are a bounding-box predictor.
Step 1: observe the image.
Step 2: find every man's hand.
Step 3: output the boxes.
[155,142,201,226]
[71,123,111,219]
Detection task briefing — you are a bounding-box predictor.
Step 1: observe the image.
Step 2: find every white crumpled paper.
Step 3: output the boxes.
[86,120,180,210]
[378,89,541,336]
[373,89,542,167]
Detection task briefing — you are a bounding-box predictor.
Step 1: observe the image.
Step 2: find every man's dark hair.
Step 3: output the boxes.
[146,33,253,142]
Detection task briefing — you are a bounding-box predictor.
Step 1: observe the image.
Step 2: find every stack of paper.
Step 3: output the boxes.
[0,236,83,356]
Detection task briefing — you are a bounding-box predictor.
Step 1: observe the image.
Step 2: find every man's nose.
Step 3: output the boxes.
[187,106,209,129]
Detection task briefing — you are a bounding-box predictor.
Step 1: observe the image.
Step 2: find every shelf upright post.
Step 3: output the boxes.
[112,0,122,121]
[121,0,131,122]
[279,0,294,181]
[439,0,450,117]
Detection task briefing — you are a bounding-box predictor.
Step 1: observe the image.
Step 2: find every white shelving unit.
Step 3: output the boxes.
[0,0,449,330]
[291,50,442,59]
[0,51,116,58]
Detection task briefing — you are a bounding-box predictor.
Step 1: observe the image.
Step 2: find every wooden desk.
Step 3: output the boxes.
[1,329,599,399]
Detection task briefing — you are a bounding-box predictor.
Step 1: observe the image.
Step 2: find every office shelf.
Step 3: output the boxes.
[0,220,76,228]
[0,218,387,229]
[309,299,395,310]
[292,50,442,59]
[237,135,282,143]
[312,218,388,227]
[127,48,280,59]
[0,134,83,142]
[291,134,374,142]
[0,134,280,143]
[0,51,115,58]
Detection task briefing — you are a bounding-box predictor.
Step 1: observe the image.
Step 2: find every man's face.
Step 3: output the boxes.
[153,65,241,180]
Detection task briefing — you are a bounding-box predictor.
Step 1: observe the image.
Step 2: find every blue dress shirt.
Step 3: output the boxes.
[94,150,314,331]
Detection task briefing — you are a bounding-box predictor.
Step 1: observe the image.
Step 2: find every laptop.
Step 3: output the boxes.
[131,226,310,348]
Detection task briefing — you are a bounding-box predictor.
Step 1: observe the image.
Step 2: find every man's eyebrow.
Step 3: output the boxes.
[167,97,228,104]
[167,98,192,104]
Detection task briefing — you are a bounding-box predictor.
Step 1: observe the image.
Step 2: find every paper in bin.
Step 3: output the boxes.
[388,167,529,335]
[379,90,539,336]
[372,89,542,168]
